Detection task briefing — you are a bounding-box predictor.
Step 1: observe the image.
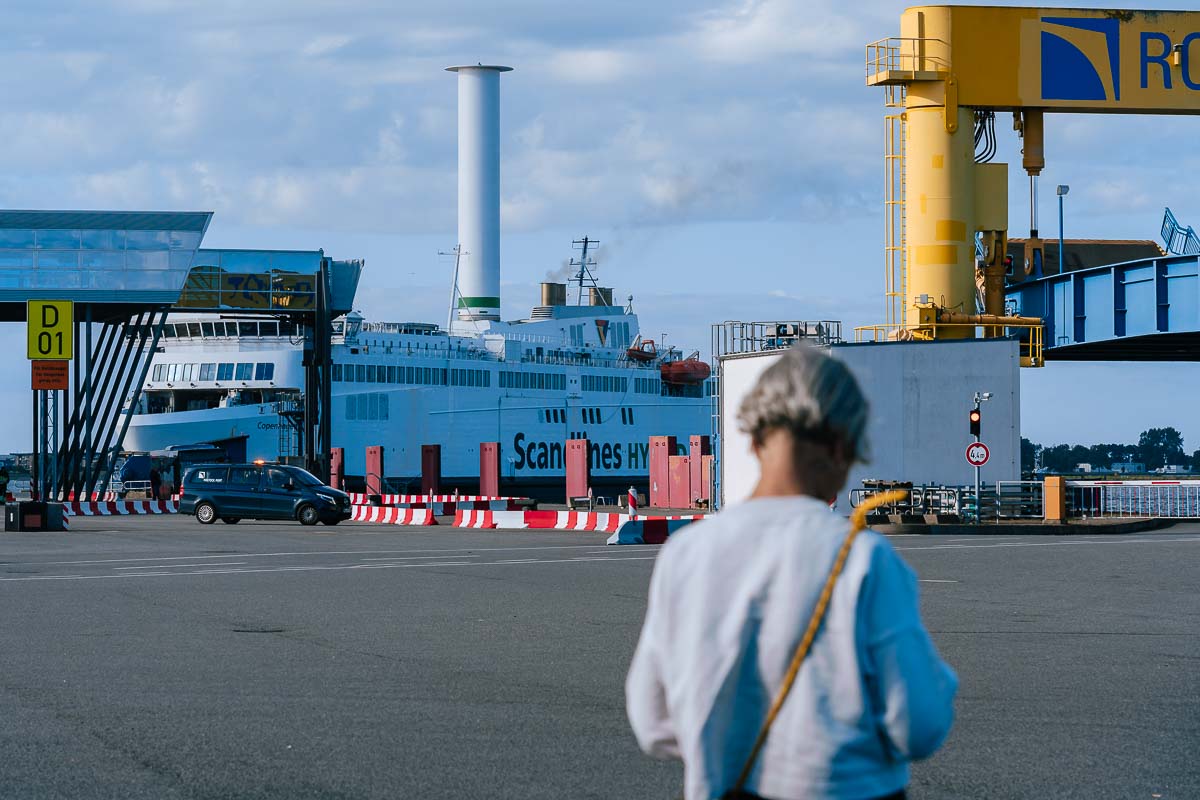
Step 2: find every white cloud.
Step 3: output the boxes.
[302,34,355,58]
[689,0,862,62]
[544,48,637,83]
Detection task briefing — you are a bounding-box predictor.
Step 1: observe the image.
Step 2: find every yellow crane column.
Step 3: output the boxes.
[905,82,977,335]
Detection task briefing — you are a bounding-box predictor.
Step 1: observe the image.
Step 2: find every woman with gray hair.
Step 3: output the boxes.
[626,345,957,800]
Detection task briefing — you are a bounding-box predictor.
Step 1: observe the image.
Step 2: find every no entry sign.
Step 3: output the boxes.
[965,442,990,467]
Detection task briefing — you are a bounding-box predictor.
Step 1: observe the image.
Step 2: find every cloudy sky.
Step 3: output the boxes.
[2,0,1200,453]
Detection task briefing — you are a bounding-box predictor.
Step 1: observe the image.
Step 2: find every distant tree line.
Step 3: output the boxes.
[1022,427,1193,474]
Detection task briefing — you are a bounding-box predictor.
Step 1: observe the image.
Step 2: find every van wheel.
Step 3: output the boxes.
[297,504,320,526]
[221,517,240,525]
[195,502,217,524]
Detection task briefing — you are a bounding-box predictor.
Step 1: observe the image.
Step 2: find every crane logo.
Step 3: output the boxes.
[1041,16,1121,102]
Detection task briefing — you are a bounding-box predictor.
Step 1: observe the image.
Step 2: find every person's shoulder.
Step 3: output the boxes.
[661,496,837,556]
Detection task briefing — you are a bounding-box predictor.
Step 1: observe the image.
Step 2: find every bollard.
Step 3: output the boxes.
[421,445,441,495]
[479,442,500,497]
[1043,475,1066,522]
[649,436,676,508]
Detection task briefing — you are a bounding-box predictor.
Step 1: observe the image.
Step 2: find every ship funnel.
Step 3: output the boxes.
[540,282,566,307]
[446,64,512,322]
[589,287,613,307]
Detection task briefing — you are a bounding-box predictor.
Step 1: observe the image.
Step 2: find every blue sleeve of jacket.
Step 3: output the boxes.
[860,540,958,760]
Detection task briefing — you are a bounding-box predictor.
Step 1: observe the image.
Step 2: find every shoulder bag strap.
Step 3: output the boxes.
[726,490,909,795]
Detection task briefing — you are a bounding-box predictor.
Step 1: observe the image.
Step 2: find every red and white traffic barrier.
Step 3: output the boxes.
[348,493,526,507]
[66,492,120,502]
[349,505,437,526]
[64,500,179,516]
[607,516,704,545]
[453,510,549,529]
[452,509,703,532]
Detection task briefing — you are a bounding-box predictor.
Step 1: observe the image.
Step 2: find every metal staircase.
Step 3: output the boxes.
[1161,207,1200,256]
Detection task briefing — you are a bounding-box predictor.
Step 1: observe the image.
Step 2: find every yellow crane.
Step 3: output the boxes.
[861,6,1200,365]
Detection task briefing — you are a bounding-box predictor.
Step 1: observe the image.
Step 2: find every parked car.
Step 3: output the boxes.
[179,463,351,526]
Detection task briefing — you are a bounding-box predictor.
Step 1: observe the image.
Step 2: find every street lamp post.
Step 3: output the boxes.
[1056,185,1070,275]
[972,391,993,523]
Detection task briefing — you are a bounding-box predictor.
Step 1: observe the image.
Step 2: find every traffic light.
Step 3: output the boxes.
[969,407,981,437]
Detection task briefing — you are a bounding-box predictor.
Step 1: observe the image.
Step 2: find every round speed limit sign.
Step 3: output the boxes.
[965,442,990,467]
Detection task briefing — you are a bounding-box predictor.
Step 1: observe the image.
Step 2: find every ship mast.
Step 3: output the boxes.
[441,244,465,330]
[569,236,603,306]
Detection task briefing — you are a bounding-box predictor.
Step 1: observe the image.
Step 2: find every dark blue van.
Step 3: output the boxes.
[180,463,351,526]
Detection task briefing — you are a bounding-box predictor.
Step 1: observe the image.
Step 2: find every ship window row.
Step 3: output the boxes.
[634,377,662,394]
[332,363,451,387]
[572,406,638,426]
[565,321,633,349]
[500,371,566,391]
[346,392,389,421]
[541,408,566,424]
[581,374,628,393]
[151,361,274,382]
[157,320,299,339]
[449,368,490,388]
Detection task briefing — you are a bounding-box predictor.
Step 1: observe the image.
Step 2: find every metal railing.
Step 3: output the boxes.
[850,480,1044,523]
[1161,207,1200,256]
[712,320,843,359]
[865,37,950,82]
[1068,480,1200,518]
[854,321,1045,368]
[994,481,1044,519]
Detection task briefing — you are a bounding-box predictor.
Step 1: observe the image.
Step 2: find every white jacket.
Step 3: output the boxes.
[626,496,957,800]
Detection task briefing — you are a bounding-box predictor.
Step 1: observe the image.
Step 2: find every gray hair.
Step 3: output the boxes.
[736,345,869,462]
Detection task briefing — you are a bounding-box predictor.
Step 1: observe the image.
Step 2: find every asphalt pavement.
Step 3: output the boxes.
[0,516,1197,799]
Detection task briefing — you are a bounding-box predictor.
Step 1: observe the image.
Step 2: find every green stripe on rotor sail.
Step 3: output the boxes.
[457,296,500,308]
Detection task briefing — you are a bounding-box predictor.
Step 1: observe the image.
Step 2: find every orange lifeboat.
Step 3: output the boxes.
[627,337,658,363]
[660,355,711,385]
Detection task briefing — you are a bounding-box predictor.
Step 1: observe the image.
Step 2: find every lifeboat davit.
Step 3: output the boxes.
[627,337,658,363]
[660,355,711,385]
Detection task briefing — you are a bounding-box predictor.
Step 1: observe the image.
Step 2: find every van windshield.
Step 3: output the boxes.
[287,467,325,487]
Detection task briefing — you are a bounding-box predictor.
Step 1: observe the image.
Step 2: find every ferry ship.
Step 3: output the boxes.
[122,252,713,496]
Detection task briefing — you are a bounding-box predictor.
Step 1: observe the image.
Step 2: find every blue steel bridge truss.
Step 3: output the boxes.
[1006,253,1200,361]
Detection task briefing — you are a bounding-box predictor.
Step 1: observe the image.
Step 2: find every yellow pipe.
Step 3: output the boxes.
[937,311,1041,326]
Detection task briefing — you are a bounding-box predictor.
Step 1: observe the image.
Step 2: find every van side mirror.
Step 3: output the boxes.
[284,481,295,491]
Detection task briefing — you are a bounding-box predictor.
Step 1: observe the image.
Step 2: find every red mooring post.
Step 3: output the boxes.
[565,438,590,503]
[479,442,500,497]
[649,435,677,508]
[330,447,345,491]
[365,446,384,498]
[689,435,712,508]
[421,445,441,495]
[669,455,690,509]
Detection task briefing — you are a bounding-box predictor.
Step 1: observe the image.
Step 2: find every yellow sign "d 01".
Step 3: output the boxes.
[27,300,74,360]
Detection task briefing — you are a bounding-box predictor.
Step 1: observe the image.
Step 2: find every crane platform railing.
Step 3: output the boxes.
[854,320,1044,368]
[1161,207,1200,256]
[865,37,949,86]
